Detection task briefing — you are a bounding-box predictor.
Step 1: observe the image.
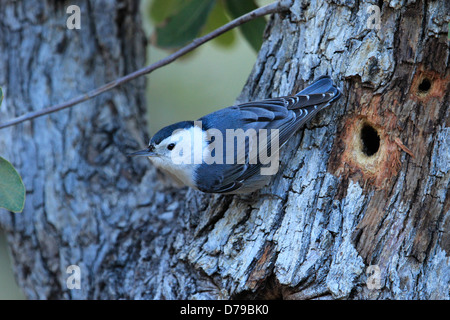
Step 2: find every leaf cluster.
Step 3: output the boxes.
[148,0,267,52]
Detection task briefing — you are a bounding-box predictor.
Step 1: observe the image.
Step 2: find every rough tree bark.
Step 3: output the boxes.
[0,0,448,299]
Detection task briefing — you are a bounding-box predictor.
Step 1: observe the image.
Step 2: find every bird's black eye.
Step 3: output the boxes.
[167,143,175,151]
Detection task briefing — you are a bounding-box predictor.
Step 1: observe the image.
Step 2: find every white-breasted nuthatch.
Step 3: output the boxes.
[129,76,341,194]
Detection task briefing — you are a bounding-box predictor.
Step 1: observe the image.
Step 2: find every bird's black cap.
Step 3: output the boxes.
[150,120,195,145]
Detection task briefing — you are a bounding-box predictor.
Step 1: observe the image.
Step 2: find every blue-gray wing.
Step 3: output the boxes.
[195,76,341,193]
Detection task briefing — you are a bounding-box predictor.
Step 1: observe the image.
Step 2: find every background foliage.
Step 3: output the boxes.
[150,0,267,52]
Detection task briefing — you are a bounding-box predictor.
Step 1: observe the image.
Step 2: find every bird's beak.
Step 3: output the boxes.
[127,146,156,157]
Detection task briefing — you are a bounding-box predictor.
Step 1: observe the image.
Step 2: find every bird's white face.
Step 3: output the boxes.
[147,125,207,188]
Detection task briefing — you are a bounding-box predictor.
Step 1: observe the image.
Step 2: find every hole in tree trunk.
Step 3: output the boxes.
[418,78,431,93]
[360,124,380,156]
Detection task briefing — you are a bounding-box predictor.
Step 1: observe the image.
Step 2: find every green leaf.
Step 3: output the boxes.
[154,0,216,49]
[0,157,25,213]
[148,0,185,24]
[0,87,3,107]
[224,0,267,52]
[202,1,236,48]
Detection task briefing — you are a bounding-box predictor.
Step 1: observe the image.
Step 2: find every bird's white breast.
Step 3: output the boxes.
[149,156,197,188]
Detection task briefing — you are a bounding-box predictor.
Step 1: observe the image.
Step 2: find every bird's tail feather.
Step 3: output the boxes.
[296,75,341,103]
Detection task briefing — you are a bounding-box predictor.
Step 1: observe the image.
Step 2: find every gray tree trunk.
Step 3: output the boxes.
[0,0,449,299]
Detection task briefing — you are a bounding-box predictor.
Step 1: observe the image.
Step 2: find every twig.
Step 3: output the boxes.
[0,1,290,130]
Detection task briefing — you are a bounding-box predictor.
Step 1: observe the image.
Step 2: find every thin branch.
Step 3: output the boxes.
[0,1,290,130]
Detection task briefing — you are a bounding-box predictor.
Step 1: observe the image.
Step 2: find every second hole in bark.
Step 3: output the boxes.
[418,78,431,94]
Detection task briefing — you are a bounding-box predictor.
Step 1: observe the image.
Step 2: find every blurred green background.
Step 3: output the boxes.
[146,35,257,135]
[0,0,265,299]
[0,232,24,299]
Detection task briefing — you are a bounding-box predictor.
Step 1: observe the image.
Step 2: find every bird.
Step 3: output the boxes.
[129,75,341,194]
